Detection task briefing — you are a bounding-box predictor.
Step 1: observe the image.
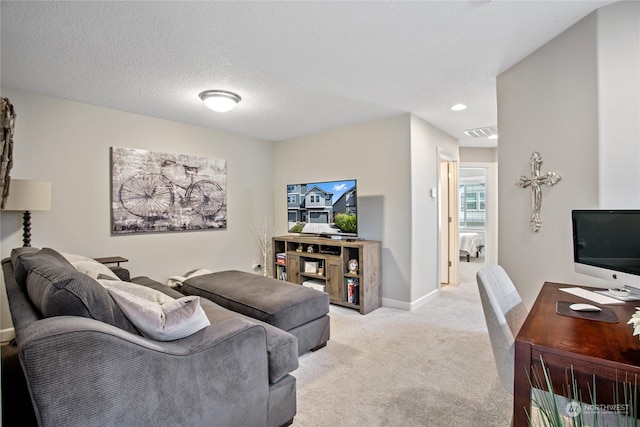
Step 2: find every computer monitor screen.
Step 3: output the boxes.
[572,210,640,291]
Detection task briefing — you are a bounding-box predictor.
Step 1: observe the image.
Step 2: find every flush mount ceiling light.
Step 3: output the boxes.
[450,103,467,111]
[199,90,241,113]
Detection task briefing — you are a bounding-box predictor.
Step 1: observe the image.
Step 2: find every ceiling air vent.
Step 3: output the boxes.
[463,126,498,138]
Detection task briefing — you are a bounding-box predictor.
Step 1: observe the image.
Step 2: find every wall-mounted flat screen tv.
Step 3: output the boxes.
[287,179,358,238]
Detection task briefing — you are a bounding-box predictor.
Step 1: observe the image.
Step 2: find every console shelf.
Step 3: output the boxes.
[273,235,381,314]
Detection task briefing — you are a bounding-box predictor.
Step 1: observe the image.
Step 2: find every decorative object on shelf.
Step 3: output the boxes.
[275,252,287,266]
[304,261,319,274]
[515,152,561,232]
[276,265,287,281]
[254,217,274,277]
[346,277,359,304]
[2,179,52,247]
[347,259,358,275]
[296,244,303,252]
[0,98,15,209]
[111,147,226,234]
[307,245,314,253]
[198,90,241,113]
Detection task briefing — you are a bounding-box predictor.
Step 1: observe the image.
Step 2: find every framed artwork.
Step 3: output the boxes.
[1,98,15,208]
[304,261,319,274]
[111,147,227,234]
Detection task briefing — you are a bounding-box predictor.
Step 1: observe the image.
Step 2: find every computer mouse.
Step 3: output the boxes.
[569,303,601,312]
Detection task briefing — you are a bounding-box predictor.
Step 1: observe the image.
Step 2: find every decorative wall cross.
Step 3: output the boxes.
[516,152,561,232]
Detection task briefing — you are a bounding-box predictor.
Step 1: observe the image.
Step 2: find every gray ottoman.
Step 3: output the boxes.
[182,270,330,355]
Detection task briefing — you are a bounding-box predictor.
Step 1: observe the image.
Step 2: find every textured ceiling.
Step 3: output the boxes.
[0,1,615,147]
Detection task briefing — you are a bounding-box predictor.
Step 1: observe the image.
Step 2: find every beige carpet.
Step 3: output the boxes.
[292,257,512,426]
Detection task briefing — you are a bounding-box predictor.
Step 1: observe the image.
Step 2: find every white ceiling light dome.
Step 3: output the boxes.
[199,90,241,113]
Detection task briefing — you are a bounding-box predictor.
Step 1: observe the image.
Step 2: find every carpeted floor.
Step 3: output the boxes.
[292,257,513,427]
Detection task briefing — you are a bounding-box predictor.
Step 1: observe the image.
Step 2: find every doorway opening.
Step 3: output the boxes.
[458,167,489,282]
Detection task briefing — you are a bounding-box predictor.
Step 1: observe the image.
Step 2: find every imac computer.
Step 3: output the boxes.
[572,210,640,293]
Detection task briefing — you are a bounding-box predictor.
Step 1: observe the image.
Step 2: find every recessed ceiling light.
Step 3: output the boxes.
[450,104,467,111]
[488,134,498,140]
[199,90,241,113]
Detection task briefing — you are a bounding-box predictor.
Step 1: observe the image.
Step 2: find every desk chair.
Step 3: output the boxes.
[477,265,528,394]
[479,268,601,424]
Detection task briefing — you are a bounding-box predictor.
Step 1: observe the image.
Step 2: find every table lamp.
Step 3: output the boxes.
[2,179,51,247]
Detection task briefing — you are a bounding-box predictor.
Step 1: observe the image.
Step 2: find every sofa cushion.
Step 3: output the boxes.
[23,260,139,335]
[11,247,69,291]
[198,297,298,383]
[106,287,210,341]
[107,266,131,281]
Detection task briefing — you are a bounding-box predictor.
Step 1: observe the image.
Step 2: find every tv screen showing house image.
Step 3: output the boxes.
[287,180,357,237]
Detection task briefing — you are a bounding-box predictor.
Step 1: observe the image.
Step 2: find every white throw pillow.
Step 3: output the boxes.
[107,287,211,341]
[62,253,119,280]
[98,279,173,304]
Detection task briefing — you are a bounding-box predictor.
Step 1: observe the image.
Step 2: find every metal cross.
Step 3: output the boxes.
[516,152,561,232]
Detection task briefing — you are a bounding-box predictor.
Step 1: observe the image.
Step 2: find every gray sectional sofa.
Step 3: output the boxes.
[2,247,329,427]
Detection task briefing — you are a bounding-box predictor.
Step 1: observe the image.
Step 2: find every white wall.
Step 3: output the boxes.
[597,1,640,207]
[497,1,640,308]
[0,88,274,332]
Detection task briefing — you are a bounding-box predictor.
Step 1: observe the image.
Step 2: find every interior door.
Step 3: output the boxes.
[440,162,450,284]
[439,157,458,285]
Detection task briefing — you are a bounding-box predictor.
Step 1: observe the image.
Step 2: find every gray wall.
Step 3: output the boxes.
[0,88,275,334]
[497,1,640,307]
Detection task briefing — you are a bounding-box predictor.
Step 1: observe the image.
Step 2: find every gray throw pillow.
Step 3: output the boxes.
[11,247,72,291]
[23,261,139,335]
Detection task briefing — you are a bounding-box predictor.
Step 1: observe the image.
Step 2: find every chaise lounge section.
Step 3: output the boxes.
[182,270,330,355]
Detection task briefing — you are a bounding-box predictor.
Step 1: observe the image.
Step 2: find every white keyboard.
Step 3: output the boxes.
[559,287,625,305]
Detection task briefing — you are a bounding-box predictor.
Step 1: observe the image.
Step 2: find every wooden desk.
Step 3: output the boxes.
[514,282,640,426]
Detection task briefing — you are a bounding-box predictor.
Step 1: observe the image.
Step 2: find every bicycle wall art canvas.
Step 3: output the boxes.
[111,147,227,234]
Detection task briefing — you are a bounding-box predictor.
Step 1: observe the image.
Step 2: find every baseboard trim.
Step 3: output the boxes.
[382,288,439,312]
[382,297,410,310]
[1,327,15,343]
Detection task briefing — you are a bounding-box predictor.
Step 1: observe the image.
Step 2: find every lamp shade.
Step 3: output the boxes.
[3,179,51,212]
